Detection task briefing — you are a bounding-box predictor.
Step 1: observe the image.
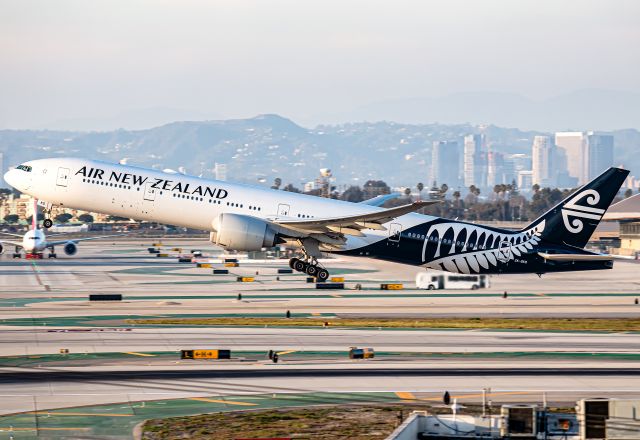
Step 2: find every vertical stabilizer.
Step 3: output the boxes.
[523,167,629,248]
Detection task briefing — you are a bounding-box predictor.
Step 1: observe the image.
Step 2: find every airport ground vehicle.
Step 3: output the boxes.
[5,159,627,279]
[416,271,490,290]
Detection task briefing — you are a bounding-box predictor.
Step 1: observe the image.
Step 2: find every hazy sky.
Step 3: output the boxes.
[1,0,638,129]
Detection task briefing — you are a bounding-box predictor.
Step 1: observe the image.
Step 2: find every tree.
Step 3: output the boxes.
[271,178,282,190]
[107,215,129,222]
[416,182,424,198]
[3,214,19,224]
[26,213,44,224]
[78,214,94,223]
[404,187,412,197]
[440,183,449,197]
[54,213,73,223]
[625,188,633,198]
[282,183,301,193]
[532,183,540,193]
[341,186,365,203]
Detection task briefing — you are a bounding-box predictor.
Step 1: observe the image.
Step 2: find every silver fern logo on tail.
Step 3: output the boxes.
[561,189,605,233]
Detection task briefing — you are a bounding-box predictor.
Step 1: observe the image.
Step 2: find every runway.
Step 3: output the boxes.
[1,326,640,356]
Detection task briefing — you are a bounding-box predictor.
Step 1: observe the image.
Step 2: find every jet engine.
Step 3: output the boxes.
[64,242,78,256]
[211,213,277,251]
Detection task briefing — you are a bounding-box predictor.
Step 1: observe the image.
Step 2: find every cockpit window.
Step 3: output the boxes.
[16,165,32,172]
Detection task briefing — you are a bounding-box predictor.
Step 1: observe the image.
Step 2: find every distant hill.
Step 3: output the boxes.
[1,114,638,188]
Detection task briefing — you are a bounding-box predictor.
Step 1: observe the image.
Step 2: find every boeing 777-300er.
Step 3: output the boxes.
[4,159,628,280]
[0,197,121,259]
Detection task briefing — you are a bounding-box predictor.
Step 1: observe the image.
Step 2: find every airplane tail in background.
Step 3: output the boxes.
[523,167,629,249]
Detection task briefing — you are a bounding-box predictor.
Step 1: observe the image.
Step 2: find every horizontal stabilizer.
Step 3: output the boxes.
[538,252,613,261]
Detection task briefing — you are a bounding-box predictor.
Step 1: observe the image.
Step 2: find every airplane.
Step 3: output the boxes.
[3,158,628,279]
[0,197,121,259]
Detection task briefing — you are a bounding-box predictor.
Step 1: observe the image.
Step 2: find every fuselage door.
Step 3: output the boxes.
[388,222,402,243]
[143,182,156,201]
[56,167,70,187]
[277,203,290,217]
[497,240,512,263]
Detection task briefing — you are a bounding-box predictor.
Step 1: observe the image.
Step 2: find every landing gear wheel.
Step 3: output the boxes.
[289,258,299,269]
[305,264,318,277]
[43,219,53,229]
[317,269,330,282]
[293,259,307,273]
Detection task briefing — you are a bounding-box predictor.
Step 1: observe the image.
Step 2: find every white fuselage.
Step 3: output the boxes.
[22,229,46,253]
[4,158,432,252]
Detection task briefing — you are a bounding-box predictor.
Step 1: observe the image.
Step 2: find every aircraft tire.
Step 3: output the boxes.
[293,260,307,273]
[43,219,53,229]
[305,264,318,277]
[289,258,299,269]
[317,269,329,282]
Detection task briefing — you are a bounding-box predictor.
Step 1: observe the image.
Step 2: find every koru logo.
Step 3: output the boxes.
[561,189,605,233]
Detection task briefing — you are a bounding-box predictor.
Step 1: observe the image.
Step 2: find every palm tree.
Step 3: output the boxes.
[417,182,424,199]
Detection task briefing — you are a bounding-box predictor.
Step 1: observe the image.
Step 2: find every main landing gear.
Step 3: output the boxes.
[289,257,330,282]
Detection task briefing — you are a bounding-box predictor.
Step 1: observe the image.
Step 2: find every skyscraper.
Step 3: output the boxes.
[531,135,556,187]
[555,132,587,184]
[431,141,460,187]
[463,134,486,188]
[487,151,508,187]
[555,131,614,184]
[586,132,614,180]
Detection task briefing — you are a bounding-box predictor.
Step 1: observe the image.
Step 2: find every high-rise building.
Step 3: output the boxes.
[555,132,587,184]
[531,135,556,187]
[431,141,460,187]
[555,131,614,184]
[586,132,614,180]
[517,170,533,190]
[463,134,486,188]
[487,151,510,187]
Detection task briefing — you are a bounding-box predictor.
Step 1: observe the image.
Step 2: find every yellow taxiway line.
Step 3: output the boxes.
[190,397,257,406]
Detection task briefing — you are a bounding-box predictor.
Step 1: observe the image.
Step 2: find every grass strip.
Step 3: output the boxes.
[127,317,640,332]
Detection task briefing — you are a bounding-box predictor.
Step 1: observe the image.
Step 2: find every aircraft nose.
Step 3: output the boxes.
[4,168,29,191]
[4,169,18,188]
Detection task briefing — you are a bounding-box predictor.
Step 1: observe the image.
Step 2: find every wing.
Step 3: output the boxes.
[538,252,613,261]
[272,201,437,247]
[0,239,22,248]
[46,234,127,247]
[0,232,25,239]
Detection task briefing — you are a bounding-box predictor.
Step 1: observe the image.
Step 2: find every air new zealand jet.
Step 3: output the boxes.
[4,158,628,281]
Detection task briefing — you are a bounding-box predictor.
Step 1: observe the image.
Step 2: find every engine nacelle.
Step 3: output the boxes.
[211,214,276,251]
[64,242,78,256]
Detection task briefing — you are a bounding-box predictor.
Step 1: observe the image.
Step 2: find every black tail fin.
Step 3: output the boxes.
[524,167,629,248]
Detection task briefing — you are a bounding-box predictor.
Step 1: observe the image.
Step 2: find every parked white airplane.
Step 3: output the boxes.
[4,158,627,279]
[0,198,120,259]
